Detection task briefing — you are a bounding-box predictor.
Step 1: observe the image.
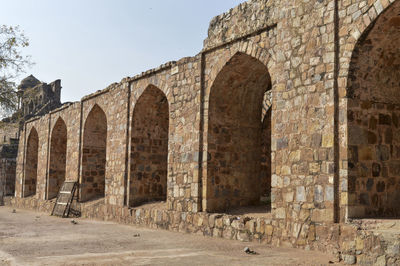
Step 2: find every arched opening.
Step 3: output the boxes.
[80,104,107,202]
[24,127,38,197]
[48,117,67,199]
[347,1,400,218]
[28,101,33,114]
[205,52,272,213]
[129,85,169,207]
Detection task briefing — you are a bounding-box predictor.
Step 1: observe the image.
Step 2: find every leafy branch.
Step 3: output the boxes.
[0,25,32,116]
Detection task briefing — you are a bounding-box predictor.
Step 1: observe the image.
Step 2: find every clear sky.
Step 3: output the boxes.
[1,0,244,103]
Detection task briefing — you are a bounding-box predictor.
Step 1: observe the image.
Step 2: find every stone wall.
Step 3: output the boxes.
[203,0,275,49]
[0,123,19,144]
[338,0,400,220]
[128,57,203,213]
[0,158,16,197]
[129,85,169,206]
[24,127,38,197]
[205,52,271,212]
[348,101,400,218]
[15,103,82,200]
[48,118,67,199]
[80,105,107,202]
[9,0,400,264]
[346,0,400,218]
[0,135,18,199]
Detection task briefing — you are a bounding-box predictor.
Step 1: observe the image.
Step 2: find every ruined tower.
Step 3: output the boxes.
[18,75,62,120]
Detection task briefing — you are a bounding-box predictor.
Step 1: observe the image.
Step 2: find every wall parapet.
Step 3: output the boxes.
[127,61,176,83]
[203,0,275,50]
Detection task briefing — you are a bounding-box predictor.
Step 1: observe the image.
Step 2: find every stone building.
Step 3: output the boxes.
[17,74,62,120]
[4,0,400,264]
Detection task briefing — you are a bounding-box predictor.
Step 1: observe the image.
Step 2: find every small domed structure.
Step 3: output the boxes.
[17,75,62,120]
[18,75,40,91]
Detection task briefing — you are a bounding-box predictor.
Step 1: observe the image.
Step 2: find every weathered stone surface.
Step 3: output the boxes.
[345,0,400,219]
[3,0,400,265]
[129,85,168,207]
[343,254,356,265]
[19,75,62,120]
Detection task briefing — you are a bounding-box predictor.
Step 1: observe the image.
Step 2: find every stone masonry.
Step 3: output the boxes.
[0,75,62,201]
[0,123,19,201]
[18,75,62,120]
[130,85,169,207]
[5,0,400,264]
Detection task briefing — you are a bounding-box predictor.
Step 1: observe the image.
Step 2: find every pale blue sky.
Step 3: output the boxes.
[1,0,244,103]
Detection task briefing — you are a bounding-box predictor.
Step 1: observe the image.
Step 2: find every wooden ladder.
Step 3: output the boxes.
[51,181,77,218]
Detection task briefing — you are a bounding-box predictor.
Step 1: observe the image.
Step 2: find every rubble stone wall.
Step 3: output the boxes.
[346,0,400,218]
[0,159,16,197]
[0,123,19,144]
[48,118,67,199]
[129,85,169,206]
[80,105,107,202]
[338,0,400,221]
[205,52,271,212]
[348,101,400,218]
[9,0,400,264]
[24,127,38,197]
[128,57,203,213]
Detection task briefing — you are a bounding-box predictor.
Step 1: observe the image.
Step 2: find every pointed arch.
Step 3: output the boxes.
[204,52,272,212]
[346,1,400,218]
[129,85,169,207]
[28,101,33,114]
[24,127,39,197]
[80,104,107,202]
[48,117,67,199]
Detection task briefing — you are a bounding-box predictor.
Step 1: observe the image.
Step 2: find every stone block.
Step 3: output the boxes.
[209,214,221,228]
[311,209,333,223]
[222,227,234,240]
[358,146,374,161]
[275,208,286,219]
[314,185,323,202]
[296,186,306,202]
[342,254,356,265]
[284,192,294,202]
[237,231,250,242]
[215,217,224,229]
[356,237,364,251]
[322,134,334,148]
[375,255,386,266]
[245,219,256,233]
[231,219,245,230]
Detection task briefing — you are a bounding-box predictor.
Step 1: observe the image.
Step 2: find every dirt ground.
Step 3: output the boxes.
[0,206,341,266]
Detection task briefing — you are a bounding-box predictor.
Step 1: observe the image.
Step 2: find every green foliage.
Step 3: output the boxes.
[0,25,32,117]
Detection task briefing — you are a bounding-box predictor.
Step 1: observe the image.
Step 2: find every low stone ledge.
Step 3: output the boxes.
[4,196,55,213]
[4,197,400,265]
[79,203,290,246]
